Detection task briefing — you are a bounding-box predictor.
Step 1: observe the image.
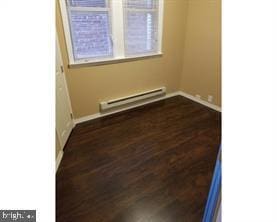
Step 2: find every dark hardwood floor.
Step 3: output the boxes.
[56,96,221,222]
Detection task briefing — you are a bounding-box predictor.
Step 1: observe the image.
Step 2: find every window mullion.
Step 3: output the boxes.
[110,0,125,58]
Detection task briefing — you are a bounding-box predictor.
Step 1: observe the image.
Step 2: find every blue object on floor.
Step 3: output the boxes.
[202,146,221,222]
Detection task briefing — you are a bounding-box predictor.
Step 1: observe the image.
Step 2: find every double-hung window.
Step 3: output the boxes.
[59,0,164,65]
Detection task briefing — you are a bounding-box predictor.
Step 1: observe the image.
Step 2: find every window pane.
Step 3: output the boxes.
[126,0,158,9]
[69,0,106,7]
[125,12,158,55]
[69,11,112,60]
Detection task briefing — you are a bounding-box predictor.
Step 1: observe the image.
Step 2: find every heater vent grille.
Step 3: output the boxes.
[100,87,166,111]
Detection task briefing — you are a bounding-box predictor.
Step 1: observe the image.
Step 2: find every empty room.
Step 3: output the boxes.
[56,0,221,221]
[3,0,277,221]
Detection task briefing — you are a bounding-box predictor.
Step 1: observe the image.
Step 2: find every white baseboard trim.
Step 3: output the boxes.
[74,91,221,125]
[74,91,180,124]
[56,150,64,172]
[178,91,221,112]
[74,113,101,125]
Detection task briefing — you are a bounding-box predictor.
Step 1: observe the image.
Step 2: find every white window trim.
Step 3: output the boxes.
[59,0,164,66]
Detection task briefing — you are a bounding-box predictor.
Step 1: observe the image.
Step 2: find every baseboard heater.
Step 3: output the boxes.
[100,87,166,111]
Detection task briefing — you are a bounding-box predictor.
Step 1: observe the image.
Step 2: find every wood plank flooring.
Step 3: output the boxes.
[56,96,221,222]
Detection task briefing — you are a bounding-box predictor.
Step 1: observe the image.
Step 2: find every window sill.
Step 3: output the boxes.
[68,53,163,68]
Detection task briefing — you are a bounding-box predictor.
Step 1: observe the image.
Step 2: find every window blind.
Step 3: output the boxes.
[124,0,159,56]
[67,0,113,60]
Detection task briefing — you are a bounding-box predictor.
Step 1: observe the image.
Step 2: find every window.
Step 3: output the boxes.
[59,0,164,65]
[124,0,159,56]
[64,0,113,60]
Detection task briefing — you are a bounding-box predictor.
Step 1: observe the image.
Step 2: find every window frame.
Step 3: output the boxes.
[59,0,164,66]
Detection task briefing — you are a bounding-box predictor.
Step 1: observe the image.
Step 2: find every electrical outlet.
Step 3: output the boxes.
[195,94,201,99]
[208,95,213,103]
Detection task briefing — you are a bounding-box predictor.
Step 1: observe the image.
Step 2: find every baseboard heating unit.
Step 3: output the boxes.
[100,87,166,111]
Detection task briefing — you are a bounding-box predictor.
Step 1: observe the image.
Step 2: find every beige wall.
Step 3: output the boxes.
[56,0,221,119]
[180,0,221,106]
[56,0,188,118]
